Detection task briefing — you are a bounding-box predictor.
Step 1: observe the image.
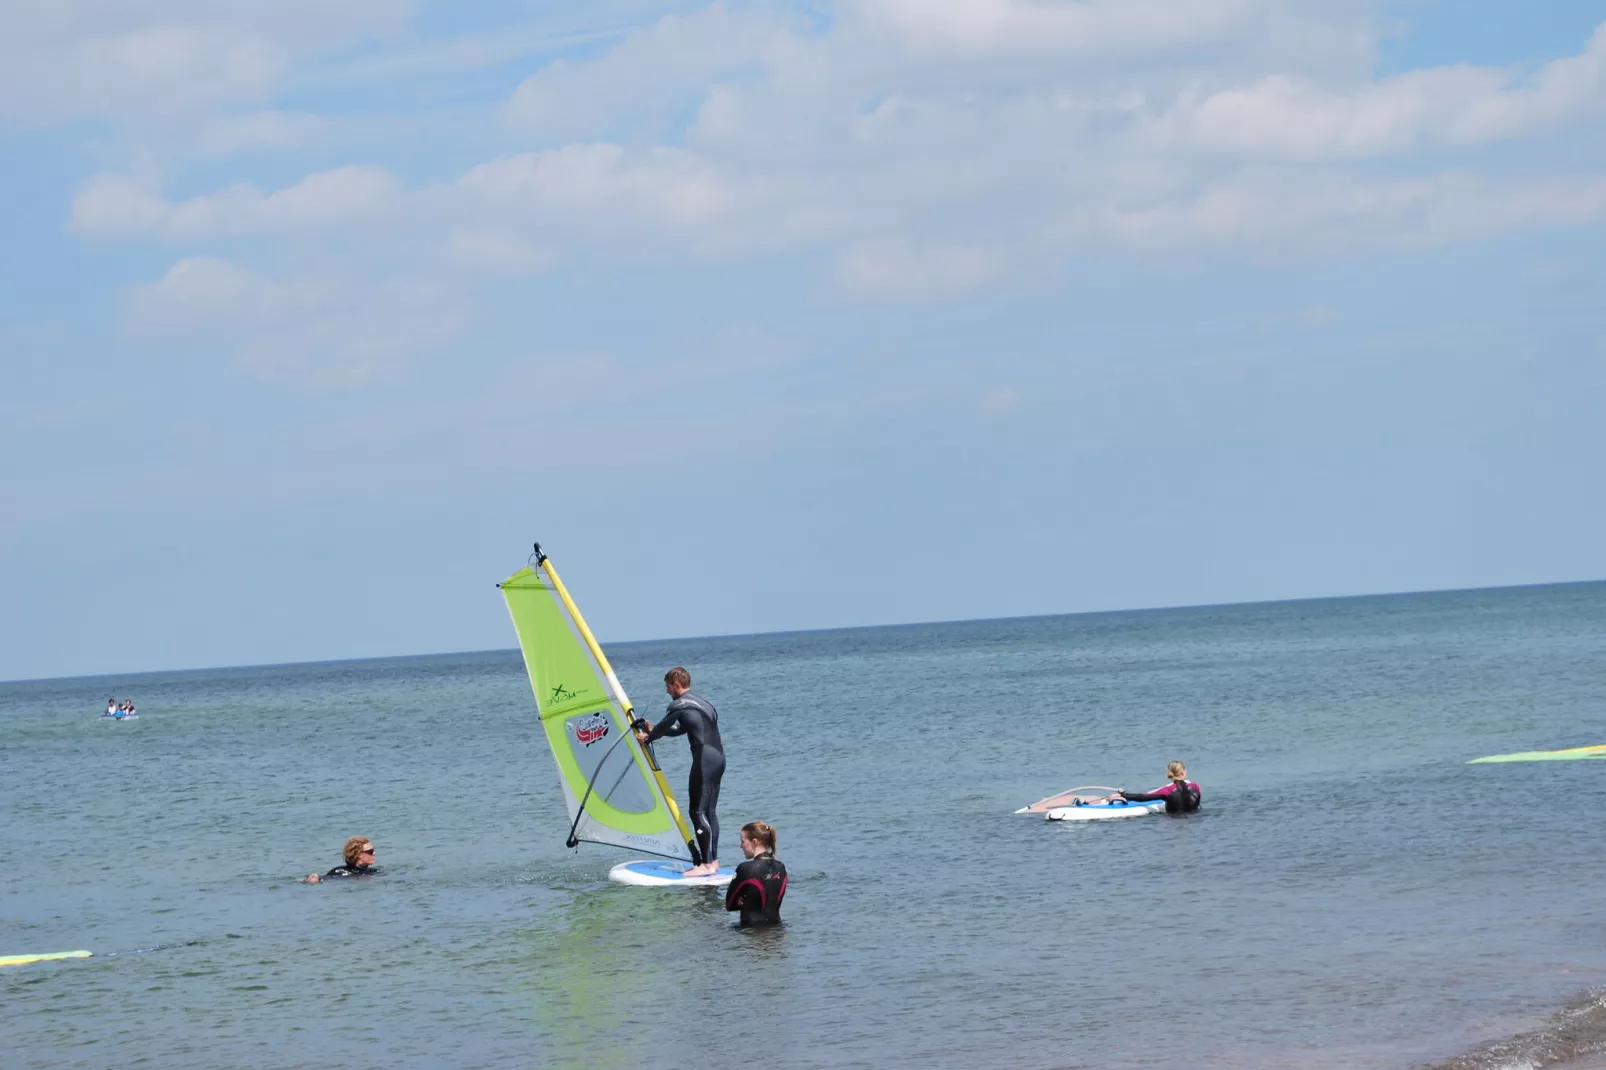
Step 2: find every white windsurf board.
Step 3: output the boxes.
[608,860,734,887]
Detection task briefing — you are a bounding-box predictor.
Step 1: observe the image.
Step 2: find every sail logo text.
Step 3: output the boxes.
[550,684,580,703]
[574,714,610,746]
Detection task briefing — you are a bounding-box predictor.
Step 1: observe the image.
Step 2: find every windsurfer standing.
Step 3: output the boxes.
[636,667,725,878]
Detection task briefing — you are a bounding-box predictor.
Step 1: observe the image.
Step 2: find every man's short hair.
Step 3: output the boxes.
[664,666,691,688]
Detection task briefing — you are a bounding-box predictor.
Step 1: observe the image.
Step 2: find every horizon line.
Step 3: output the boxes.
[5,575,1602,688]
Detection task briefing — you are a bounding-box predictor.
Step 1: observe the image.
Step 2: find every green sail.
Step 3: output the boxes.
[500,566,690,860]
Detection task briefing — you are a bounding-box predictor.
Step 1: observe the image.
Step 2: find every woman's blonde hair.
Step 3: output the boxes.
[1166,760,1188,781]
[343,835,372,868]
[741,821,777,854]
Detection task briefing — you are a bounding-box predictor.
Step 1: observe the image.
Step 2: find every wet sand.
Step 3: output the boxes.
[1561,1055,1606,1070]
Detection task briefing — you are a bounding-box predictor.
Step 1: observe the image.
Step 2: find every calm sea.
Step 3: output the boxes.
[4,582,1605,1069]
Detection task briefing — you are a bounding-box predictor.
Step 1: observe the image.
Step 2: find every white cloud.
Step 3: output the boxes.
[480,8,1604,286]
[1095,173,1606,253]
[455,144,736,252]
[843,0,1262,59]
[505,3,802,140]
[71,166,401,240]
[0,0,404,124]
[1157,24,1606,158]
[835,239,1004,301]
[196,110,334,154]
[48,3,1606,318]
[459,144,724,220]
[446,229,558,278]
[128,256,466,388]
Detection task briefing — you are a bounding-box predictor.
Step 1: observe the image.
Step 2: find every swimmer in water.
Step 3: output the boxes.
[725,821,787,926]
[636,667,725,877]
[303,837,380,883]
[1109,760,1201,813]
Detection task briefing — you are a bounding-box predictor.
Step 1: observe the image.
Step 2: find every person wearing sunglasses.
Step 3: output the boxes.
[303,837,380,883]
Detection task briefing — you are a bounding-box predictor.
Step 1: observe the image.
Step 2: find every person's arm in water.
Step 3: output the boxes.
[1121,781,1200,811]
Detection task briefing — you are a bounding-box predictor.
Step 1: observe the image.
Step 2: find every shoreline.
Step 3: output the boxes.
[1420,988,1606,1070]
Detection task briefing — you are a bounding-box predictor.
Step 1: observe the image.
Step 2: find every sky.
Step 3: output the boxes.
[2,0,1604,682]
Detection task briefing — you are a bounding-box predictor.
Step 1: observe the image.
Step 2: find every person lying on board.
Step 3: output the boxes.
[303,837,381,883]
[1107,761,1201,813]
[635,666,726,878]
[726,821,787,926]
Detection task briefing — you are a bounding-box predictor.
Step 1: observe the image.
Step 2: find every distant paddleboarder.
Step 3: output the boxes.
[636,667,725,877]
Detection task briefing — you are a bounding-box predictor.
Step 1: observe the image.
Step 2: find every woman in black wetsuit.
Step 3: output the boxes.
[725,821,786,926]
[1112,760,1202,814]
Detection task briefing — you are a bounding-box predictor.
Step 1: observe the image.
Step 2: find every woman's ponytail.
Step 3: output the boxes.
[741,821,777,854]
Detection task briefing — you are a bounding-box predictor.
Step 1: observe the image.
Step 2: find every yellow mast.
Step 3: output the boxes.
[535,547,697,852]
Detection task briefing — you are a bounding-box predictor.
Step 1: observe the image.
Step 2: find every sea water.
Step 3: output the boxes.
[3,582,1605,1069]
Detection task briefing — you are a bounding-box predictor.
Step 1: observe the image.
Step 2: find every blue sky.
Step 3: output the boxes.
[2,0,1604,681]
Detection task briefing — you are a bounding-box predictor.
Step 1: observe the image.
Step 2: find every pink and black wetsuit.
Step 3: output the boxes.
[1120,780,1201,814]
[725,854,786,925]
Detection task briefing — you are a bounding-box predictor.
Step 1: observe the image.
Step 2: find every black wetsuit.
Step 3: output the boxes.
[643,691,725,865]
[725,854,787,925]
[1121,780,1201,814]
[322,863,380,879]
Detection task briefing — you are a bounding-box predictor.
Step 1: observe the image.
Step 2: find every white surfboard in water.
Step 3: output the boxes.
[608,861,734,887]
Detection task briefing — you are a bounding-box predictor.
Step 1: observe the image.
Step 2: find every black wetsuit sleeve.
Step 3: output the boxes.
[1123,783,1200,813]
[725,860,757,913]
[643,707,685,742]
